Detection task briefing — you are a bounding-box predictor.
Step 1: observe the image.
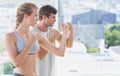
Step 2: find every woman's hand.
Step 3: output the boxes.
[28,32,36,43]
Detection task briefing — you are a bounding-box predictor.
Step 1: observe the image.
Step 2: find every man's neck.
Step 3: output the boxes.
[37,23,48,32]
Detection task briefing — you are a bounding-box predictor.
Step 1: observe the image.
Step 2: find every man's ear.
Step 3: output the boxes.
[43,15,47,19]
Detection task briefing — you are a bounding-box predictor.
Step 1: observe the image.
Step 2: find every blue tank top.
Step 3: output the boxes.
[13,31,40,54]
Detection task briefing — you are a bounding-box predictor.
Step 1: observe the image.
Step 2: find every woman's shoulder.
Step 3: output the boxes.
[5,31,16,40]
[6,32,13,36]
[6,30,15,36]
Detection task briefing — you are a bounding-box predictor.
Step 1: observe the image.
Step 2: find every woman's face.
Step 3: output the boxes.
[28,8,39,26]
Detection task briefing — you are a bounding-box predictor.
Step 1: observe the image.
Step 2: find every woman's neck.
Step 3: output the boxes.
[16,24,29,34]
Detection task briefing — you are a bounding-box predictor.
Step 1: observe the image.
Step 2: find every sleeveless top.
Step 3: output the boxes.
[31,27,52,40]
[13,31,40,54]
[31,26,55,76]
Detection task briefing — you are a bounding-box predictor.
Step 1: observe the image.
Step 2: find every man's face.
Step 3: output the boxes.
[45,13,56,27]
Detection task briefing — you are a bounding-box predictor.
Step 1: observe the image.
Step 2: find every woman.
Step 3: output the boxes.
[4,2,68,76]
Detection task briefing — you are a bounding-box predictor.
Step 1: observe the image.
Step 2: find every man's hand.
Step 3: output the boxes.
[66,22,73,30]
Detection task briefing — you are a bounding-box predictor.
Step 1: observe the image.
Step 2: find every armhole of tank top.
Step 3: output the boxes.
[11,32,17,43]
[48,28,52,40]
[48,28,55,45]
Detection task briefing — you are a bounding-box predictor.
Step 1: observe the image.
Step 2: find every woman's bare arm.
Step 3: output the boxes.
[5,33,35,67]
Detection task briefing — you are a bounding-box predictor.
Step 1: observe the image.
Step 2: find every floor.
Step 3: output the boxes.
[55,49,120,76]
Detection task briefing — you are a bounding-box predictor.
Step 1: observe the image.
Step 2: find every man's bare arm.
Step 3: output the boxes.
[66,22,74,48]
[56,23,74,48]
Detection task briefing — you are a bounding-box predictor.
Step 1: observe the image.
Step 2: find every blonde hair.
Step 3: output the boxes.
[15,2,38,29]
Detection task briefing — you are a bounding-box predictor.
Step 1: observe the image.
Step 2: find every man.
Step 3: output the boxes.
[31,5,74,76]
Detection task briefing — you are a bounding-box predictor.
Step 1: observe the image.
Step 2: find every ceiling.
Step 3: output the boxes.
[0,0,52,3]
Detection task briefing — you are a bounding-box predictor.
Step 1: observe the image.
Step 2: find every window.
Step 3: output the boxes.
[55,0,120,76]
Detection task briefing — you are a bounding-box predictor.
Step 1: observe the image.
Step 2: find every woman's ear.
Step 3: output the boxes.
[24,14,29,19]
[23,14,30,23]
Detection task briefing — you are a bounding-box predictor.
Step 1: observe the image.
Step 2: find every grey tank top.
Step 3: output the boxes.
[31,27,55,76]
[13,31,40,54]
[31,27,52,40]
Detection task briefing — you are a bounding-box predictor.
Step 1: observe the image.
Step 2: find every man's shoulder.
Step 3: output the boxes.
[49,27,58,32]
[30,26,40,32]
[49,28,61,36]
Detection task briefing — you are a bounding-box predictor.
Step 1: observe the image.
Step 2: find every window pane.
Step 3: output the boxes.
[56,0,120,76]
